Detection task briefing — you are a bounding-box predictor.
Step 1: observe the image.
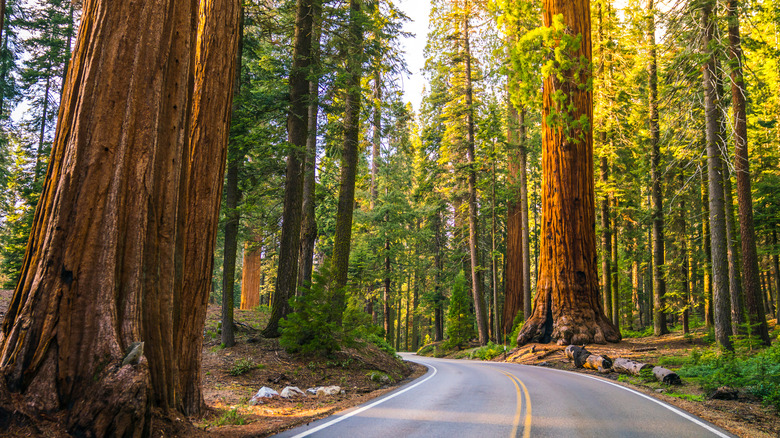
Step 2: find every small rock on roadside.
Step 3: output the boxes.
[280,386,306,398]
[655,389,665,394]
[249,386,279,405]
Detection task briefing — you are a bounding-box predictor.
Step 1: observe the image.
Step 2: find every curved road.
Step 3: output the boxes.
[275,353,735,438]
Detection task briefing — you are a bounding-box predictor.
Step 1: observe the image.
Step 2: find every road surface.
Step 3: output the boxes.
[274,353,735,438]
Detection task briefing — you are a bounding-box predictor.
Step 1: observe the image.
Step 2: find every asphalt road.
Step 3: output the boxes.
[274,353,736,438]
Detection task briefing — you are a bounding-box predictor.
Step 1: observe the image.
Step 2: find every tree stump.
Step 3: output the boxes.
[584,354,613,372]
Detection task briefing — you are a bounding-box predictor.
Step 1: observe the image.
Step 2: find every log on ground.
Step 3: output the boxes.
[583,354,612,372]
[564,345,591,368]
[653,366,682,385]
[612,358,652,376]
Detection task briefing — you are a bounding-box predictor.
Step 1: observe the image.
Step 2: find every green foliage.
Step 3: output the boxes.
[472,341,506,361]
[678,342,780,410]
[621,326,654,338]
[214,408,246,426]
[444,271,475,349]
[508,310,524,348]
[367,370,394,384]
[228,358,263,376]
[364,333,397,358]
[280,269,341,356]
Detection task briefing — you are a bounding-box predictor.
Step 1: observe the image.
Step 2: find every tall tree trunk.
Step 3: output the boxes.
[703,0,733,350]
[774,230,780,323]
[412,267,420,350]
[727,0,770,345]
[433,208,445,341]
[241,238,262,310]
[298,0,323,291]
[331,0,363,322]
[0,0,239,430]
[505,104,524,333]
[701,162,714,327]
[723,161,744,334]
[647,0,667,336]
[384,237,393,343]
[600,155,612,322]
[33,75,51,184]
[491,146,500,341]
[612,197,619,327]
[516,0,620,346]
[264,0,314,337]
[462,4,488,345]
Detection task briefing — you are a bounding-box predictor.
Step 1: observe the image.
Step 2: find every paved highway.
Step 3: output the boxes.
[275,353,735,438]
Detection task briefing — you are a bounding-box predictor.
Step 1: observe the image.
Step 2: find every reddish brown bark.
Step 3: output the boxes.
[0,0,239,432]
[241,239,263,310]
[516,0,620,346]
[504,103,524,334]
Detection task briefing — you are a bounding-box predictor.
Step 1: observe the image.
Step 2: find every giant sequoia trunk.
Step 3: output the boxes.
[264,0,315,337]
[241,239,262,310]
[0,0,239,433]
[727,0,770,345]
[516,0,620,346]
[504,103,525,333]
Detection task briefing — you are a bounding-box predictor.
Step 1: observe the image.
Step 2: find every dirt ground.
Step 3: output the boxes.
[499,328,780,438]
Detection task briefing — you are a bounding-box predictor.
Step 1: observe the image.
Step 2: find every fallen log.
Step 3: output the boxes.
[653,366,682,385]
[583,354,613,372]
[565,345,591,368]
[612,358,652,376]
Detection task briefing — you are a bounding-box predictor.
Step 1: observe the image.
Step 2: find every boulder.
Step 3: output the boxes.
[317,386,341,396]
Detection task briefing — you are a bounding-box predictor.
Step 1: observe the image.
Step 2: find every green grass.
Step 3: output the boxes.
[228,358,264,376]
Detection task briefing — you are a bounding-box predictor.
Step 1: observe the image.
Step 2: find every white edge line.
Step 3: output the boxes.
[290,361,438,438]
[536,366,731,438]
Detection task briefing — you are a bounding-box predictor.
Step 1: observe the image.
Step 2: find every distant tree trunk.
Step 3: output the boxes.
[491,149,500,341]
[221,135,240,349]
[701,163,713,327]
[298,0,323,291]
[241,239,262,310]
[727,0,770,345]
[600,155,612,322]
[632,257,641,329]
[505,103,524,334]
[774,230,780,323]
[384,237,393,343]
[433,208,445,341]
[648,0,667,336]
[516,0,620,346]
[0,0,5,47]
[612,198,619,327]
[0,0,239,430]
[412,268,420,351]
[264,0,314,337]
[703,0,733,350]
[679,172,690,334]
[331,0,363,322]
[463,5,489,346]
[723,161,744,334]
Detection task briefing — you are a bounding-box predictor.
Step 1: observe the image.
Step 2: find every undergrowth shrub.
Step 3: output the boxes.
[472,341,506,360]
[621,326,654,338]
[444,271,474,350]
[678,337,780,410]
[280,269,341,356]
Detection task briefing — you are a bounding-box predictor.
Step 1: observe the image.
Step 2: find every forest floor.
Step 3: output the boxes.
[494,326,780,438]
[0,290,422,437]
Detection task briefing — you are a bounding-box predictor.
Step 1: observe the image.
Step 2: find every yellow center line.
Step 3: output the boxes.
[502,371,532,438]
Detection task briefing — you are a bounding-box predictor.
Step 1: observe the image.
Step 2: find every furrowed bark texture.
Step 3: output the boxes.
[0,0,239,431]
[516,0,620,346]
[727,0,770,345]
[265,0,314,337]
[703,0,733,350]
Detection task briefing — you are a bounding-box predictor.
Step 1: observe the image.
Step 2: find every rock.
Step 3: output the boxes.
[710,386,738,400]
[280,386,306,398]
[368,371,391,384]
[249,386,278,405]
[317,386,341,396]
[306,387,319,395]
[655,388,665,393]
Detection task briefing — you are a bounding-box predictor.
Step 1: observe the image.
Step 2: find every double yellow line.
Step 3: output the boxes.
[502,371,532,438]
